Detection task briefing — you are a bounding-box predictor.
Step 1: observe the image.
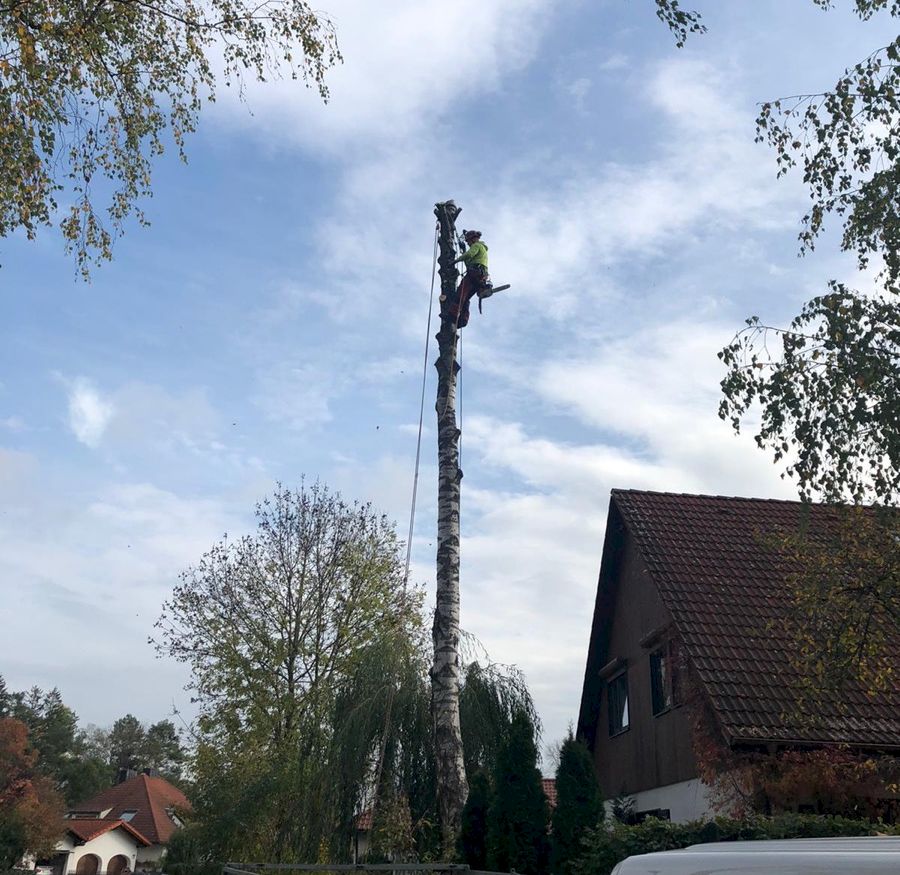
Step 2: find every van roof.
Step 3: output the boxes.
[685,837,900,853]
[612,836,900,874]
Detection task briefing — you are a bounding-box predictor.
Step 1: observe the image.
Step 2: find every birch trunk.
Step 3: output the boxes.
[431,200,468,855]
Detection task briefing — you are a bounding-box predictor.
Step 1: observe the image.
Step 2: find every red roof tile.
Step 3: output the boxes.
[542,778,557,808]
[72,774,191,845]
[610,490,900,748]
[65,818,151,846]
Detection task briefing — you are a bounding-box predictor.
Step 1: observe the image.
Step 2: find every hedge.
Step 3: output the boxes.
[571,812,900,875]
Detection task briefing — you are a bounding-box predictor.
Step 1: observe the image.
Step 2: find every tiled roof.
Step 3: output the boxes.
[65,818,151,846]
[611,490,900,748]
[542,778,557,808]
[354,809,373,831]
[72,774,191,845]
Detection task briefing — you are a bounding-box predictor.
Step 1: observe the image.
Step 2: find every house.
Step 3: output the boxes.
[576,490,900,823]
[45,770,190,875]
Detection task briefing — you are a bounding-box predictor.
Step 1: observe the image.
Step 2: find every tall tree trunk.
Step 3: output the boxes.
[431,199,469,855]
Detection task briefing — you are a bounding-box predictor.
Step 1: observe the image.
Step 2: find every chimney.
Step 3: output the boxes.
[116,768,138,784]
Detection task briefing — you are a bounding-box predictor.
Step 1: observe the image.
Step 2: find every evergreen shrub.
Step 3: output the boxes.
[459,770,492,868]
[487,710,549,874]
[551,735,602,875]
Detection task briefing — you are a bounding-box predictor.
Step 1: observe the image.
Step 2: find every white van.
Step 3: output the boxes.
[610,836,900,874]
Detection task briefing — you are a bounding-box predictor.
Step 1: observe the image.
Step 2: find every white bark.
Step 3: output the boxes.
[431,200,468,855]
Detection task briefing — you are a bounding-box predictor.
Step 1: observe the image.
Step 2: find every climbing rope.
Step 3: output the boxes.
[458,330,463,470]
[403,221,440,588]
[369,223,440,839]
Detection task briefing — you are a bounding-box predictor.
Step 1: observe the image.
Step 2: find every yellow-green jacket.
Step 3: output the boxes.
[457,240,488,270]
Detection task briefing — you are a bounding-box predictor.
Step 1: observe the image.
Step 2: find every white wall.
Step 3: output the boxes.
[135,845,165,867]
[606,778,715,824]
[62,827,141,874]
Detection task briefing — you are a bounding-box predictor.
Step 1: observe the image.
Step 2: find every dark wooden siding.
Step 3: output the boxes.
[593,530,698,798]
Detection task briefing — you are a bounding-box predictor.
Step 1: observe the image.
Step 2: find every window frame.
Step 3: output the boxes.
[649,639,680,716]
[607,668,630,736]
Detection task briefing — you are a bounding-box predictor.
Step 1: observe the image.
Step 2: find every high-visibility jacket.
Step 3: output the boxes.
[458,240,488,270]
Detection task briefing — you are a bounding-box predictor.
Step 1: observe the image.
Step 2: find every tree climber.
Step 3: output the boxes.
[442,229,492,328]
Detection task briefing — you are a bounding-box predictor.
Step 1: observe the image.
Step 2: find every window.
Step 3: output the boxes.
[119,810,138,823]
[607,670,630,735]
[650,639,680,715]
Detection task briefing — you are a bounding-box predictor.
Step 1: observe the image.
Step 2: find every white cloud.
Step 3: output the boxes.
[106,382,222,455]
[0,474,249,724]
[567,76,592,111]
[65,377,114,448]
[0,415,26,432]
[253,362,335,429]
[598,53,629,72]
[209,0,554,149]
[467,59,803,323]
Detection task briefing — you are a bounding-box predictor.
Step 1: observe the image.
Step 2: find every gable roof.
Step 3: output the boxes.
[72,774,191,845]
[579,490,900,750]
[65,818,151,846]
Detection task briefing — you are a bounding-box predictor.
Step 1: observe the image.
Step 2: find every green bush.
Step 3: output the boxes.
[551,734,603,875]
[459,770,492,868]
[487,710,549,874]
[571,812,900,875]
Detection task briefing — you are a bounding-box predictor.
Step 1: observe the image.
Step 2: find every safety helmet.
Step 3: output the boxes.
[463,229,482,241]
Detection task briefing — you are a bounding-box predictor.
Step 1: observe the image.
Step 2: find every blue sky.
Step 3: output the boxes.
[0,0,893,758]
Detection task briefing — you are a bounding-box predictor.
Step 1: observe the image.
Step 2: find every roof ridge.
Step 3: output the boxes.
[65,818,150,846]
[610,488,815,506]
[142,774,169,842]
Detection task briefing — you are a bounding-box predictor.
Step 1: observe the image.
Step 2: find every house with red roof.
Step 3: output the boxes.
[46,770,190,875]
[576,490,900,823]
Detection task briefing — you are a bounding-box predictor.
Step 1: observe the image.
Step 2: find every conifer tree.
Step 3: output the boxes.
[0,677,9,718]
[551,733,603,875]
[458,770,491,868]
[487,710,549,875]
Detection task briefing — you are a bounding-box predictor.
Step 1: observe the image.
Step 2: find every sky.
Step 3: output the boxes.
[0,0,894,763]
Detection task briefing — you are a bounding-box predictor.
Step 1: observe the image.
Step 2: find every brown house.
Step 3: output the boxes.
[576,490,900,822]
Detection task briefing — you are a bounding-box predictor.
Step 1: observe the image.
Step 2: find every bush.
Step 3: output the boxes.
[459,770,492,868]
[551,734,603,875]
[487,710,549,874]
[571,812,900,875]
